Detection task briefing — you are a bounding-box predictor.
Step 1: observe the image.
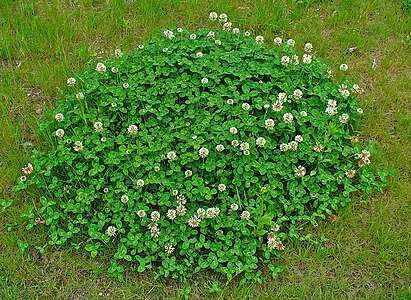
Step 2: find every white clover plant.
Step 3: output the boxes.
[14,13,389,283]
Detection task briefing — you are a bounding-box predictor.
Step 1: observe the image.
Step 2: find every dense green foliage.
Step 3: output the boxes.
[13,14,388,283]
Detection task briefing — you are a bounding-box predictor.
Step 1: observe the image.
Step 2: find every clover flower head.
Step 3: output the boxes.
[272,101,283,112]
[188,215,201,228]
[73,141,84,152]
[267,238,278,249]
[300,111,308,117]
[123,82,129,89]
[227,98,234,105]
[232,28,240,34]
[287,39,295,47]
[244,31,251,37]
[151,211,160,222]
[209,11,218,21]
[128,124,138,134]
[176,194,186,205]
[280,143,289,152]
[241,210,251,220]
[196,52,203,58]
[96,62,106,74]
[137,210,146,218]
[76,92,84,100]
[340,63,349,71]
[339,113,350,123]
[219,13,228,22]
[215,39,221,45]
[164,29,175,39]
[176,205,187,216]
[345,170,356,178]
[255,35,264,44]
[242,102,251,110]
[136,179,144,187]
[281,56,290,66]
[265,118,275,130]
[56,129,65,137]
[111,67,118,73]
[190,33,197,39]
[154,166,160,172]
[256,137,266,147]
[304,43,313,53]
[231,139,239,147]
[20,175,27,182]
[278,92,287,102]
[302,54,312,64]
[341,89,350,98]
[230,203,239,211]
[196,208,206,219]
[289,141,298,151]
[293,89,303,99]
[218,184,227,192]
[199,147,209,158]
[292,55,299,65]
[166,209,176,220]
[121,195,129,203]
[150,227,161,238]
[295,135,303,143]
[165,243,175,254]
[283,113,294,124]
[115,48,122,58]
[357,108,364,114]
[295,165,306,177]
[162,48,169,53]
[138,44,144,49]
[313,143,324,152]
[274,37,282,46]
[201,78,209,84]
[222,22,232,31]
[94,122,103,132]
[22,163,33,175]
[167,151,177,160]
[177,27,183,33]
[229,127,238,134]
[67,77,76,86]
[216,144,225,152]
[106,226,117,236]
[55,113,64,122]
[185,170,193,177]
[240,142,250,151]
[207,31,215,39]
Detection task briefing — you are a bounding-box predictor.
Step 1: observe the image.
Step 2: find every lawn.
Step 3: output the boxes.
[0,0,410,299]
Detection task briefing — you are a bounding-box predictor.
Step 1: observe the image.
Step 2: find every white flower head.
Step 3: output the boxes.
[106,226,117,236]
[73,141,83,152]
[295,165,306,177]
[185,170,193,177]
[241,210,251,220]
[111,67,119,73]
[255,35,264,44]
[227,98,234,105]
[128,125,138,134]
[216,144,225,152]
[196,52,203,58]
[230,203,239,211]
[280,143,289,152]
[292,55,300,65]
[190,33,197,39]
[295,135,303,143]
[56,129,64,138]
[94,122,103,132]
[115,49,122,58]
[340,64,349,71]
[123,82,129,89]
[304,43,313,53]
[300,111,308,117]
[219,13,228,22]
[242,102,250,110]
[151,211,160,222]
[215,39,221,45]
[167,151,177,160]
[197,208,206,219]
[121,195,129,203]
[96,62,106,74]
[288,141,298,151]
[233,28,240,34]
[76,92,84,100]
[265,118,275,130]
[177,27,183,33]
[138,44,144,49]
[201,78,209,84]
[339,113,350,123]
[302,54,312,64]
[162,48,169,53]
[283,113,294,124]
[207,31,215,39]
[209,12,218,21]
[223,22,232,31]
[256,137,266,147]
[293,89,303,99]
[67,77,76,86]
[287,39,295,47]
[278,92,287,102]
[176,205,187,216]
[357,108,364,114]
[231,139,239,147]
[218,184,227,192]
[164,30,175,39]
[274,37,282,46]
[199,147,209,158]
[166,210,176,221]
[240,142,250,151]
[55,113,64,122]
[136,179,144,187]
[341,89,350,98]
[281,56,290,66]
[188,215,201,228]
[137,210,146,218]
[165,243,175,254]
[229,127,238,134]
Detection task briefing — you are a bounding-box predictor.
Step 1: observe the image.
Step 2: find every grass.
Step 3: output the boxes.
[1,0,410,299]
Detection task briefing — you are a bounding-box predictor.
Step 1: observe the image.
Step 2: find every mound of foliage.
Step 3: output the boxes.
[14,13,388,282]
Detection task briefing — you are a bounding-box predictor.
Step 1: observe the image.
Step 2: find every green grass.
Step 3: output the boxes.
[1,0,410,299]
